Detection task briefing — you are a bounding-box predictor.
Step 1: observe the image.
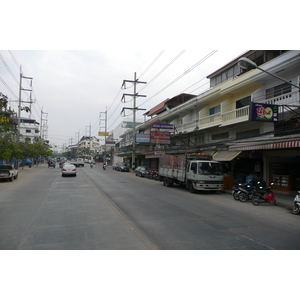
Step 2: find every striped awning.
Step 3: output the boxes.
[213,151,241,161]
[229,140,300,151]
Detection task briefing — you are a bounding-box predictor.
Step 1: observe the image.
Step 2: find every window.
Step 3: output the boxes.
[236,96,251,109]
[209,105,221,115]
[191,162,197,174]
[26,129,31,133]
[212,132,229,140]
[266,82,291,99]
[236,129,260,139]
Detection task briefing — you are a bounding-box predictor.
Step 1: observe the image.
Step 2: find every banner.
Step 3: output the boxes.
[150,131,171,144]
[98,132,110,136]
[136,134,150,143]
[152,123,174,130]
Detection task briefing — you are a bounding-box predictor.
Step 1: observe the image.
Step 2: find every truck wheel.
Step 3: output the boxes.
[164,178,173,187]
[14,174,18,179]
[188,182,196,193]
[10,176,14,182]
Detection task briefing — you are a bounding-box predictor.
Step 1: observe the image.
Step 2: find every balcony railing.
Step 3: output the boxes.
[252,89,299,106]
[198,112,222,129]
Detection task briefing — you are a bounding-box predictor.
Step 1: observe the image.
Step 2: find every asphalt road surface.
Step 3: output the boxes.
[1,163,300,250]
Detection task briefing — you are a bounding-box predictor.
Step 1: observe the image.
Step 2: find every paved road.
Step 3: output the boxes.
[1,163,300,250]
[0,164,156,250]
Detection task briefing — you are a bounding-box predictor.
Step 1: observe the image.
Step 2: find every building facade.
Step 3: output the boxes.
[114,50,300,191]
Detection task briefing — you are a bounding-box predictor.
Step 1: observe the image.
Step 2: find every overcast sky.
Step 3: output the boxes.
[1,49,247,149]
[1,1,292,152]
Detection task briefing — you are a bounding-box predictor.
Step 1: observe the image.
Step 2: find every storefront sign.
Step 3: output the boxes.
[150,131,171,144]
[250,103,278,122]
[98,132,110,136]
[136,134,150,143]
[152,123,174,130]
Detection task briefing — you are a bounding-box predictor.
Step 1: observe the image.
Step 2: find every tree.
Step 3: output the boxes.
[0,93,18,162]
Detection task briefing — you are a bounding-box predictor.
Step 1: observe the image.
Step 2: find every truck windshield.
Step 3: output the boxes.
[198,162,223,175]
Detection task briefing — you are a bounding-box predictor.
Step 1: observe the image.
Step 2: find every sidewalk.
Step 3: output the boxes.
[224,188,296,211]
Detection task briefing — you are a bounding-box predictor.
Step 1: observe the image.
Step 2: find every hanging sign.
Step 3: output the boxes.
[152,123,174,130]
[150,131,171,144]
[250,103,279,122]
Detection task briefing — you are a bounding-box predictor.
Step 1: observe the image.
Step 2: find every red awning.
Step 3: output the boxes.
[229,139,300,151]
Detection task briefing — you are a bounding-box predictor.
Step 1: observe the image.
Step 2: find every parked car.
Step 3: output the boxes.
[112,162,119,170]
[0,164,18,182]
[135,166,150,177]
[117,163,130,172]
[62,164,77,177]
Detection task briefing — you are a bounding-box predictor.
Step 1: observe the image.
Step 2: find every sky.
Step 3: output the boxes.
[2,1,292,153]
[1,49,247,150]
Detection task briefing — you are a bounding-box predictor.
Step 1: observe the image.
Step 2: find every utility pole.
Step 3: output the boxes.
[18,65,33,134]
[99,109,107,161]
[40,107,48,141]
[121,72,147,170]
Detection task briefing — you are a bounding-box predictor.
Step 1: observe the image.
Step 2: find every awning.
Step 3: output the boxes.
[229,139,300,151]
[213,151,241,161]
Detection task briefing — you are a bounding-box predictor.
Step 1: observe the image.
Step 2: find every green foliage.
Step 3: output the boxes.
[1,92,53,162]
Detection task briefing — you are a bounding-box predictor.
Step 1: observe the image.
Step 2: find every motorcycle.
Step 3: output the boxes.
[90,163,93,168]
[251,183,276,206]
[48,161,55,168]
[103,164,106,170]
[232,180,265,202]
[293,191,300,215]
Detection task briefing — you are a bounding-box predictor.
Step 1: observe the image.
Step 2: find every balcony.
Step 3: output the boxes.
[252,89,299,106]
[198,106,250,130]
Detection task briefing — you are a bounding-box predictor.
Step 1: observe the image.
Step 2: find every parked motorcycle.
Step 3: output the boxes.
[293,191,300,215]
[90,163,93,168]
[251,183,276,206]
[232,180,265,202]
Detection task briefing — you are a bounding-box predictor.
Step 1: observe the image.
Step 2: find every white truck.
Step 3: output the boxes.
[69,158,85,167]
[159,153,224,193]
[0,164,19,182]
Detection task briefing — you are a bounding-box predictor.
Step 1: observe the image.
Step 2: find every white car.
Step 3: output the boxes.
[62,164,77,177]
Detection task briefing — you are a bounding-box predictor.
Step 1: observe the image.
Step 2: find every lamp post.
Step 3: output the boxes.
[238,57,300,90]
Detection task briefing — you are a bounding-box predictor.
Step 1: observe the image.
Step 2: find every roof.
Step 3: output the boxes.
[206,51,254,79]
[145,99,170,117]
[145,93,196,117]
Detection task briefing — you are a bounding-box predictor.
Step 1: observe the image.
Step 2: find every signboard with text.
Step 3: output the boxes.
[250,103,279,122]
[136,134,150,143]
[150,131,171,144]
[152,123,174,130]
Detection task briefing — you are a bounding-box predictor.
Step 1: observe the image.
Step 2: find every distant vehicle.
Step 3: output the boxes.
[62,164,77,177]
[0,164,18,182]
[69,158,84,167]
[135,166,150,177]
[112,163,119,170]
[116,163,129,172]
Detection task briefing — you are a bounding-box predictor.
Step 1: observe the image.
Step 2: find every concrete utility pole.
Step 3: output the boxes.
[40,107,48,141]
[121,72,147,170]
[18,65,33,134]
[99,109,107,161]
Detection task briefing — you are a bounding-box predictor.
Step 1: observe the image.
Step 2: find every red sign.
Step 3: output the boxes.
[150,131,171,144]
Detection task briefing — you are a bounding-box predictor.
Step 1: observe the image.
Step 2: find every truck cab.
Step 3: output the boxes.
[186,159,223,192]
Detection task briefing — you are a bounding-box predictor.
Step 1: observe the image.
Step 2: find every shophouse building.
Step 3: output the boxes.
[115,50,300,191]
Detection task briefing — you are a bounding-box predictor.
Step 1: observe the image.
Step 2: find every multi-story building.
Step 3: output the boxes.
[115,50,300,191]
[77,136,100,157]
[19,117,40,142]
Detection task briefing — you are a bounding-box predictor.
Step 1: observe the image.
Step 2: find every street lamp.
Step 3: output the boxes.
[238,57,300,90]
